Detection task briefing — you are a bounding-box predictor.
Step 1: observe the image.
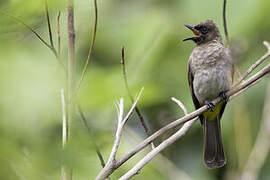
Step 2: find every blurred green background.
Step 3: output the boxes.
[1,0,270,179]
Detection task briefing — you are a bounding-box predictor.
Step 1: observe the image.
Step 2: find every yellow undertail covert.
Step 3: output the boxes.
[202,102,224,121]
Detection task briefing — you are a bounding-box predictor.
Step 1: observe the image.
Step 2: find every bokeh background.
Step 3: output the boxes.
[1,0,270,179]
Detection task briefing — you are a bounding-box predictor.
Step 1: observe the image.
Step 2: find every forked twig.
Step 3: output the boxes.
[0,10,53,54]
[96,88,144,180]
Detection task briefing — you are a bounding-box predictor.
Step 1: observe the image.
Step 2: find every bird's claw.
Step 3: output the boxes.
[219,91,228,102]
[205,100,214,112]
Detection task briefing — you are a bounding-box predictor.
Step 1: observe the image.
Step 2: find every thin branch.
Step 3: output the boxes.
[62,1,76,179]
[125,127,193,180]
[120,97,195,179]
[0,10,53,54]
[61,89,67,148]
[171,97,188,115]
[96,41,270,179]
[121,47,154,148]
[96,88,144,180]
[45,0,55,50]
[0,8,65,69]
[223,0,229,47]
[77,105,107,169]
[233,41,270,87]
[76,0,98,91]
[44,1,66,70]
[240,82,270,180]
[60,89,72,180]
[67,0,76,140]
[120,118,197,180]
[57,11,61,58]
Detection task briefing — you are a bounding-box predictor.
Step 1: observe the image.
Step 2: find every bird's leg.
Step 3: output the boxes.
[219,91,228,102]
[205,100,214,112]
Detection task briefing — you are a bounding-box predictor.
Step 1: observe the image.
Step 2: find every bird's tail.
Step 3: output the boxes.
[203,117,226,168]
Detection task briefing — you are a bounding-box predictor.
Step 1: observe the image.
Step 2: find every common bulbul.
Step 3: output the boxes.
[183,20,234,168]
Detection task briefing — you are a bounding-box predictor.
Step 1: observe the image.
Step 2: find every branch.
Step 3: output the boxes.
[45,0,55,51]
[76,0,98,91]
[171,97,188,115]
[95,88,144,180]
[44,1,66,70]
[120,97,196,180]
[77,105,107,169]
[67,0,76,140]
[233,41,270,87]
[240,81,270,180]
[57,11,61,59]
[96,41,270,179]
[62,1,76,179]
[125,127,193,180]
[0,10,53,55]
[0,6,65,69]
[121,47,154,149]
[223,0,229,47]
[61,89,67,148]
[60,89,72,180]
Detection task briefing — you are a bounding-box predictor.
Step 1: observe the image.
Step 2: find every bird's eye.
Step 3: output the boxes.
[201,26,208,34]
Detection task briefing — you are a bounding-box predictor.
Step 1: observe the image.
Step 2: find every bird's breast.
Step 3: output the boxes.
[193,63,232,104]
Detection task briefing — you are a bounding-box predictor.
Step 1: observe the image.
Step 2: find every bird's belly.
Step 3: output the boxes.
[193,68,231,104]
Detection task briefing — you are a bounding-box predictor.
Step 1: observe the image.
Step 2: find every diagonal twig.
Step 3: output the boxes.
[77,105,108,171]
[121,47,154,149]
[233,41,270,87]
[0,10,53,54]
[119,97,196,180]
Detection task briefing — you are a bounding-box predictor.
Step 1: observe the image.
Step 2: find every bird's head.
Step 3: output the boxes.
[183,20,222,45]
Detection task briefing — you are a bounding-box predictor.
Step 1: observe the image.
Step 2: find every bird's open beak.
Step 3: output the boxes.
[183,24,200,42]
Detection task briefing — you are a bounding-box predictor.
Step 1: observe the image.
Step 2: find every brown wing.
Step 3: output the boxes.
[218,48,234,121]
[187,60,204,123]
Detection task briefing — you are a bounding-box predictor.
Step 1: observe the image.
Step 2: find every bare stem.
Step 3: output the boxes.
[233,41,270,87]
[95,88,144,180]
[76,0,98,91]
[61,89,67,148]
[67,0,76,141]
[223,0,229,47]
[121,47,154,148]
[77,105,107,168]
[0,10,56,56]
[57,12,61,59]
[45,0,55,50]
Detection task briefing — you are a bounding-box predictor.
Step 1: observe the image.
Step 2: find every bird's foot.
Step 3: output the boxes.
[219,91,228,102]
[205,100,214,112]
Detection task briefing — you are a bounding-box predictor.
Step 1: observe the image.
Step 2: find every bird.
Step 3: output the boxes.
[183,20,234,168]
